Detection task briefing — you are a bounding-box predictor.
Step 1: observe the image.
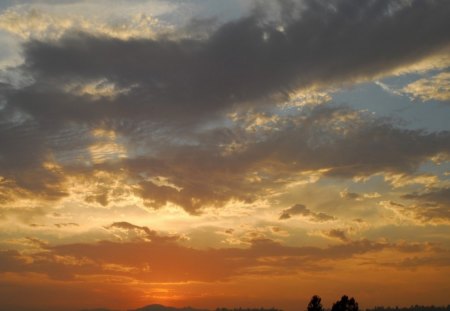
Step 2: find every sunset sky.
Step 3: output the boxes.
[0,1,450,310]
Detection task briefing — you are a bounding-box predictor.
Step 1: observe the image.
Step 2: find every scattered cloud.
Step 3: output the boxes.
[402,72,450,102]
[322,229,349,242]
[54,223,79,228]
[384,173,440,188]
[375,71,450,103]
[279,204,335,222]
[340,189,380,201]
[402,187,450,206]
[401,187,450,223]
[105,221,180,243]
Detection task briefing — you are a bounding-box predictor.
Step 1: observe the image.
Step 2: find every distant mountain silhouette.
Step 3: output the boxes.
[132,304,209,311]
[80,304,208,311]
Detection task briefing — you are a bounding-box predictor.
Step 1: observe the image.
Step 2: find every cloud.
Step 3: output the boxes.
[340,189,380,201]
[15,0,450,121]
[0,4,171,41]
[4,0,450,112]
[279,204,335,222]
[63,78,136,100]
[224,228,234,235]
[402,72,450,102]
[323,229,349,242]
[376,71,450,102]
[0,206,48,223]
[1,1,450,215]
[121,105,450,214]
[0,236,444,284]
[384,254,450,269]
[2,104,450,214]
[1,1,450,308]
[384,173,439,188]
[402,187,450,206]
[339,190,361,201]
[401,187,450,223]
[25,236,48,249]
[54,222,79,228]
[374,81,405,97]
[105,221,180,243]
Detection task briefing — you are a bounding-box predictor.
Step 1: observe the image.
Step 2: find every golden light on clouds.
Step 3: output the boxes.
[0,0,450,310]
[0,6,168,41]
[64,79,136,100]
[402,72,450,102]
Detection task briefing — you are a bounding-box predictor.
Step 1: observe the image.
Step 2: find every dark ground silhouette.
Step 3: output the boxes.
[79,297,450,311]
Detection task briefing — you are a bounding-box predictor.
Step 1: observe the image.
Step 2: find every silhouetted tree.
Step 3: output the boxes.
[331,295,359,311]
[366,305,450,311]
[308,295,325,311]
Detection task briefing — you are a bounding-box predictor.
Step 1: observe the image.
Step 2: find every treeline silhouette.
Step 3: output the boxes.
[215,295,356,311]
[308,295,358,311]
[78,298,450,311]
[216,295,450,311]
[367,306,450,311]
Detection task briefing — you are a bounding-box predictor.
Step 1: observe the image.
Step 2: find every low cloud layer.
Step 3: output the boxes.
[0,232,446,282]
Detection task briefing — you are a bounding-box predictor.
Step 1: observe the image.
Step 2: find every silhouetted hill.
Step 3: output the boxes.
[79,304,208,311]
[132,304,209,311]
[215,308,282,311]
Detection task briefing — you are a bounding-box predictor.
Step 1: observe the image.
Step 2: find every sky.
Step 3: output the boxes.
[0,0,449,310]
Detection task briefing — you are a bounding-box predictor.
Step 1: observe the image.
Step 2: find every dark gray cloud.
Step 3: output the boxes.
[340,190,361,200]
[54,223,79,228]
[2,1,446,139]
[402,187,450,206]
[401,188,450,222]
[279,204,335,221]
[120,106,450,213]
[1,0,450,214]
[19,0,450,124]
[2,96,450,218]
[324,229,349,242]
[2,103,450,214]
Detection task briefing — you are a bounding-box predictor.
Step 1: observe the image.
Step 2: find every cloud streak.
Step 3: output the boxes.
[1,234,444,282]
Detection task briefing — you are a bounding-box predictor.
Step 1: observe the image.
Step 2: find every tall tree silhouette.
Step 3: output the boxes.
[308,295,325,311]
[331,295,359,311]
